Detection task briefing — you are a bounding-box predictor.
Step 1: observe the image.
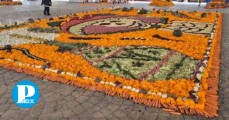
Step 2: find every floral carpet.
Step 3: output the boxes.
[0,8,222,117]
[0,0,22,6]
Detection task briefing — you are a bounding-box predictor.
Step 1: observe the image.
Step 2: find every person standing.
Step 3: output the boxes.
[41,0,52,16]
[198,0,201,6]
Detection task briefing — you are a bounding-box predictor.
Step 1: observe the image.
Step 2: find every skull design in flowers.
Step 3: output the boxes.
[61,15,163,36]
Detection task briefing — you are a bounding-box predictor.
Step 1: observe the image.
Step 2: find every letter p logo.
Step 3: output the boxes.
[12,80,40,108]
[17,85,35,103]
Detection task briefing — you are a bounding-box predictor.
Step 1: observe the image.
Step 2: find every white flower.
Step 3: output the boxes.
[100,81,105,84]
[66,72,72,76]
[196,73,202,80]
[126,86,132,90]
[203,60,208,64]
[193,86,199,92]
[182,97,187,101]
[162,94,167,98]
[132,88,136,92]
[135,89,139,93]
[195,83,200,87]
[157,92,162,96]
[109,82,113,85]
[199,66,205,72]
[152,92,156,95]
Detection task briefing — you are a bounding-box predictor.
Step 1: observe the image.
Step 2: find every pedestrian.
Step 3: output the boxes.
[41,0,52,16]
[198,0,201,6]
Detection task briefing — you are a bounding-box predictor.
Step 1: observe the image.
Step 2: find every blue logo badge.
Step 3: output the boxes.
[12,80,40,108]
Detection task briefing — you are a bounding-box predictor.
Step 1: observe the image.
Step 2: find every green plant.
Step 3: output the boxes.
[201,13,207,18]
[49,17,54,20]
[27,18,35,23]
[160,18,169,24]
[138,8,148,14]
[122,7,129,12]
[130,7,134,10]
[27,27,60,33]
[173,29,182,37]
[47,21,63,27]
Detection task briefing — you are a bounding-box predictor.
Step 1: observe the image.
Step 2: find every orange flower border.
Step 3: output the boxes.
[150,0,174,6]
[0,10,223,117]
[0,1,22,6]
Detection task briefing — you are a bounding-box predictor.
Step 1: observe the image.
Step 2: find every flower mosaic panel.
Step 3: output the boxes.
[0,8,222,117]
[160,21,214,34]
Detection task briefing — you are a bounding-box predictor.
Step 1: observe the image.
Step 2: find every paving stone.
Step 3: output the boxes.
[127,110,143,120]
[76,95,90,103]
[156,115,170,120]
[72,90,84,98]
[24,116,38,120]
[113,110,127,118]
[87,96,103,104]
[92,111,105,118]
[159,109,171,117]
[81,102,94,109]
[62,109,74,118]
[1,93,11,99]
[42,107,56,114]
[44,101,57,108]
[29,109,43,117]
[59,89,74,96]
[78,111,94,119]
[105,114,120,120]
[122,99,134,105]
[112,97,124,105]
[0,69,10,74]
[96,100,110,108]
[68,115,80,120]
[107,104,120,111]
[140,112,158,120]
[9,104,20,110]
[100,107,115,116]
[72,105,86,115]
[50,111,64,120]
[38,113,51,120]
[183,115,198,120]
[2,71,16,77]
[0,104,10,113]
[83,90,94,96]
[63,95,76,102]
[170,114,184,120]
[0,85,7,91]
[0,98,8,105]
[220,111,229,118]
[1,110,20,120]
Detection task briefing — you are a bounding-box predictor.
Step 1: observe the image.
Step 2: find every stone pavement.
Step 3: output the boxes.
[0,1,229,120]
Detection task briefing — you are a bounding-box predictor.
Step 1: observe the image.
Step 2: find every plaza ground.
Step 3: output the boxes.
[0,1,229,120]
